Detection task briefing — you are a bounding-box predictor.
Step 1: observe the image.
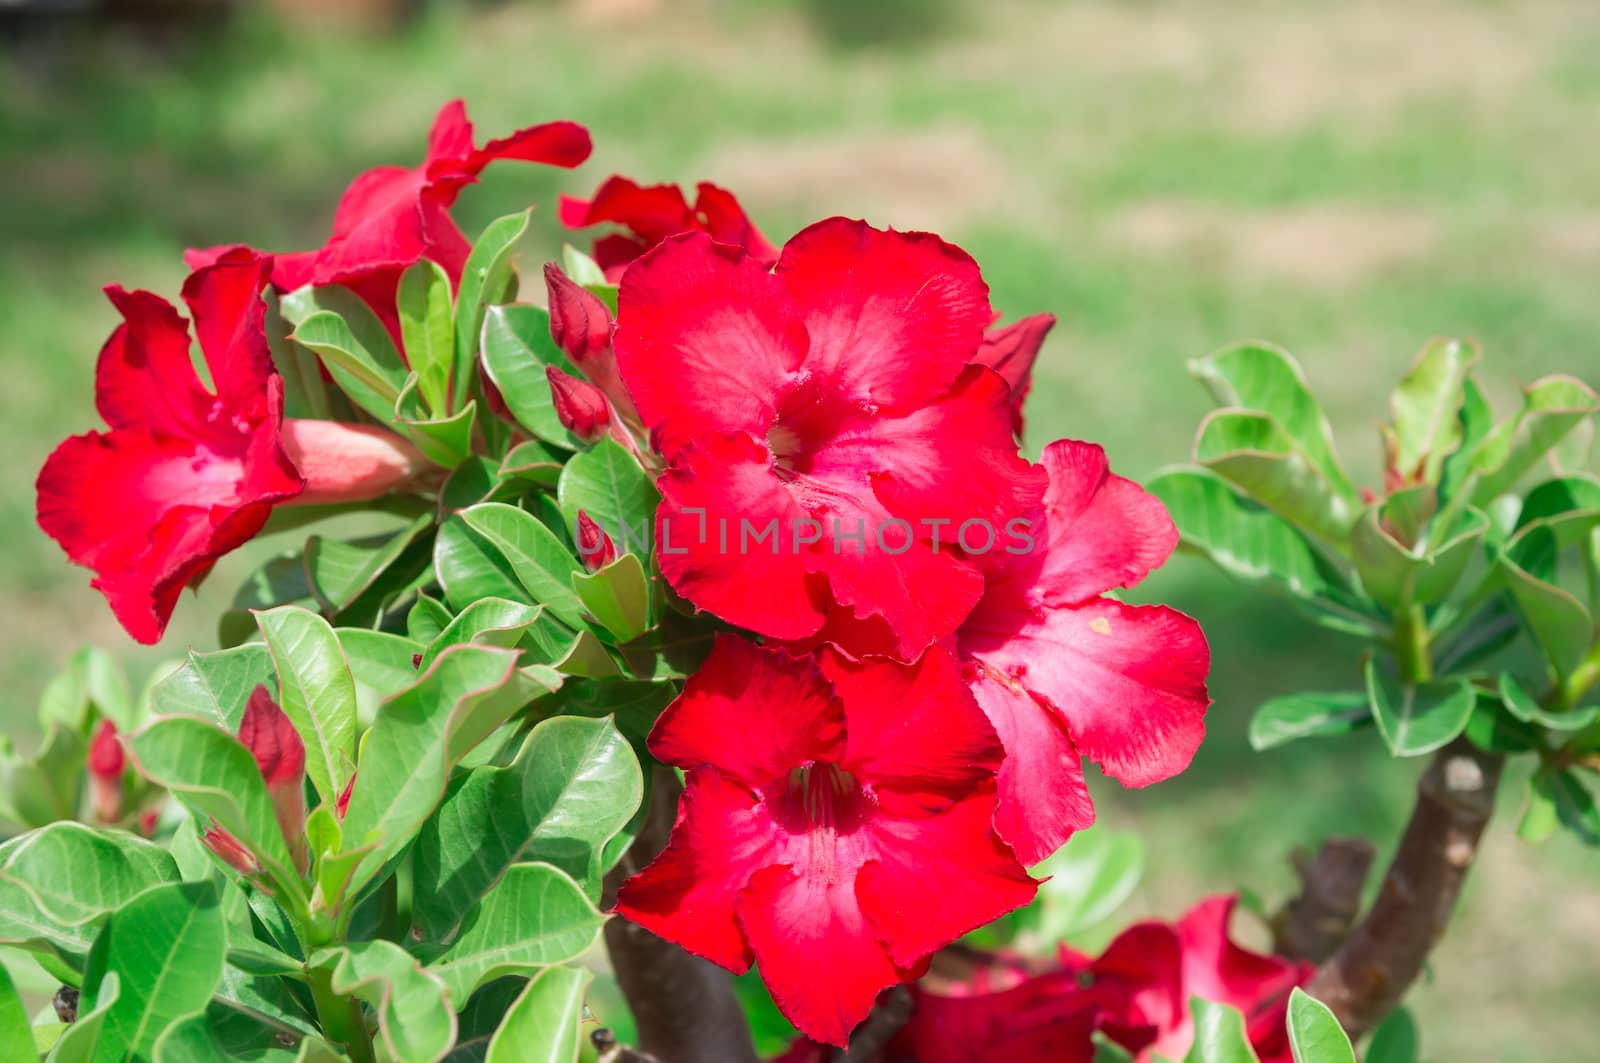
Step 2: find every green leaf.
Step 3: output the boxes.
[1498,673,1600,731]
[1147,468,1378,635]
[0,724,85,829]
[256,606,357,807]
[1463,695,1540,754]
[1190,343,1356,498]
[0,952,33,1057]
[408,594,454,646]
[573,554,652,641]
[127,717,301,897]
[339,646,562,894]
[556,439,660,555]
[81,879,226,1063]
[1248,692,1371,751]
[1195,410,1358,544]
[1500,529,1594,680]
[398,259,457,414]
[337,629,425,730]
[1092,1033,1136,1063]
[1518,770,1560,843]
[480,304,582,448]
[1350,498,1488,611]
[459,503,588,629]
[1513,474,1600,549]
[413,715,642,937]
[289,309,407,425]
[501,440,567,488]
[435,516,531,612]
[421,598,547,670]
[1532,765,1600,845]
[304,515,434,618]
[1364,661,1476,757]
[1285,988,1355,1063]
[1184,998,1260,1063]
[1472,375,1600,502]
[562,245,608,288]
[1021,825,1144,944]
[148,645,276,731]
[1365,1007,1419,1063]
[47,971,119,1063]
[487,965,592,1063]
[395,376,477,468]
[152,1007,311,1063]
[0,824,179,967]
[429,863,605,1002]
[39,647,133,733]
[1386,338,1477,486]
[455,210,533,405]
[312,941,456,1063]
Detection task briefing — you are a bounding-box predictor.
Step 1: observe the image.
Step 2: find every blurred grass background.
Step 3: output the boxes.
[2,0,1598,1057]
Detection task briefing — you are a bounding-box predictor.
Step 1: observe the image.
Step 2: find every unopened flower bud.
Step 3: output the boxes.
[279,420,428,505]
[203,823,260,876]
[577,510,617,571]
[238,685,309,874]
[87,720,124,824]
[548,367,612,442]
[545,263,613,364]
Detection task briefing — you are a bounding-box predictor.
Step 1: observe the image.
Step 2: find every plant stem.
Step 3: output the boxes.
[602,766,757,1063]
[1394,604,1433,683]
[1558,641,1600,711]
[1307,738,1502,1039]
[308,964,377,1063]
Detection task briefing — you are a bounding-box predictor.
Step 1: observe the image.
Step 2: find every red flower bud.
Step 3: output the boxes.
[576,509,617,571]
[279,420,427,506]
[203,823,260,876]
[87,721,124,824]
[547,367,612,442]
[545,263,613,364]
[336,773,356,820]
[238,685,308,873]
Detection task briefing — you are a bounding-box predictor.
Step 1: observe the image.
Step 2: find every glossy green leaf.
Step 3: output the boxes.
[1439,376,1495,505]
[1184,998,1260,1063]
[313,941,456,1063]
[1190,342,1356,498]
[256,606,357,806]
[1533,766,1600,845]
[1386,338,1477,486]
[47,971,119,1063]
[337,629,425,730]
[1195,410,1357,544]
[413,715,642,937]
[429,863,605,1001]
[0,950,34,1057]
[1365,1007,1419,1063]
[1472,375,1600,502]
[148,645,275,731]
[562,244,607,288]
[501,440,566,488]
[81,879,226,1063]
[304,515,434,618]
[0,724,85,830]
[1498,673,1600,731]
[573,553,652,641]
[435,515,531,612]
[1092,1033,1136,1063]
[1351,500,1488,611]
[480,304,582,448]
[1500,529,1594,680]
[1463,695,1540,754]
[0,824,179,967]
[556,439,660,555]
[460,503,588,629]
[1248,691,1371,750]
[1022,825,1144,944]
[487,965,592,1063]
[1364,661,1476,757]
[339,645,562,893]
[395,376,477,468]
[408,594,454,646]
[1513,474,1600,548]
[422,598,546,670]
[398,258,457,414]
[1286,988,1355,1063]
[152,1006,310,1063]
[455,210,532,400]
[289,309,406,425]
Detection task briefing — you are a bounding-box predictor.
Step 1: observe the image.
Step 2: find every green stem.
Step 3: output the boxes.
[1394,604,1433,683]
[308,964,377,1063]
[1559,641,1600,711]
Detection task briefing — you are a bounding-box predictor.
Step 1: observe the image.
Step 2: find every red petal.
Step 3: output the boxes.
[615,234,807,453]
[546,366,612,441]
[965,670,1095,866]
[693,181,779,264]
[974,313,1055,434]
[88,721,125,781]
[892,973,1104,1063]
[472,119,592,171]
[648,635,843,785]
[1176,896,1309,1046]
[775,218,992,410]
[655,432,830,642]
[561,176,695,241]
[93,287,211,435]
[736,863,905,1047]
[961,599,1209,789]
[615,767,778,971]
[181,251,277,408]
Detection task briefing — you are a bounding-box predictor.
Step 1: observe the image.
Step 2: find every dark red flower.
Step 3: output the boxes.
[238,685,308,873]
[35,252,305,645]
[615,220,1047,661]
[560,175,779,282]
[955,439,1210,866]
[616,635,1036,1047]
[189,100,591,338]
[547,366,613,442]
[884,894,1310,1063]
[974,312,1055,436]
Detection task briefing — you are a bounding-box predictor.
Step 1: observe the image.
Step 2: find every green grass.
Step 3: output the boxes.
[3,0,1598,1057]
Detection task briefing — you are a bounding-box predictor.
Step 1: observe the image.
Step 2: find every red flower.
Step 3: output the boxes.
[189,100,591,338]
[87,721,125,824]
[615,220,1047,661]
[561,175,779,282]
[35,252,305,645]
[974,312,1055,436]
[955,439,1210,865]
[885,895,1310,1063]
[616,635,1036,1047]
[238,685,309,873]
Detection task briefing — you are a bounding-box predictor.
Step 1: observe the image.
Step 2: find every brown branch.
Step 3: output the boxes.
[1307,738,1503,1039]
[1272,837,1376,963]
[832,986,914,1063]
[602,765,758,1063]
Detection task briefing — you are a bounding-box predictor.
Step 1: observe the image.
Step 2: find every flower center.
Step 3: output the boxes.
[783,761,864,830]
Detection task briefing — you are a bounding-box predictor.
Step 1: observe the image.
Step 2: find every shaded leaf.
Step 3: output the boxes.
[1364,661,1475,757]
[1249,692,1371,751]
[312,941,456,1063]
[455,211,533,407]
[556,440,659,555]
[459,504,588,629]
[480,304,581,448]
[398,259,457,415]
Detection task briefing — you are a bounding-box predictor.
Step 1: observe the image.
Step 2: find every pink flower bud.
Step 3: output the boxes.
[576,510,617,571]
[203,823,260,876]
[87,721,124,824]
[548,367,612,442]
[279,420,427,506]
[545,263,613,364]
[238,685,309,873]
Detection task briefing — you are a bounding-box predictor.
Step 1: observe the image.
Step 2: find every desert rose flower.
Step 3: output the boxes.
[955,439,1210,865]
[86,720,124,824]
[561,175,779,281]
[188,100,592,340]
[616,635,1036,1047]
[974,312,1056,436]
[614,219,1047,661]
[35,253,427,645]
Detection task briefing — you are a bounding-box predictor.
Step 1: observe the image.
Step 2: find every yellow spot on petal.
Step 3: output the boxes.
[1089,617,1113,636]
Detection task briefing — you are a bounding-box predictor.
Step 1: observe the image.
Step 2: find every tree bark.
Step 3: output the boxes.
[1272,837,1376,963]
[603,766,758,1063]
[1307,738,1503,1039]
